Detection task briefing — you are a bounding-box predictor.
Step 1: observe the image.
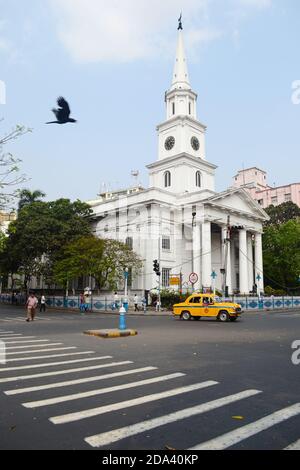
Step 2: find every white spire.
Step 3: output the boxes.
[171,30,191,91]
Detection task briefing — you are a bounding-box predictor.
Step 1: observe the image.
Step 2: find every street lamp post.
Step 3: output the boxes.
[119,268,129,331]
[123,268,129,312]
[191,212,196,292]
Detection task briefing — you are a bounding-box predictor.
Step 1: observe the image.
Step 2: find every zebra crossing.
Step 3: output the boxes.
[0,329,299,450]
[0,315,81,323]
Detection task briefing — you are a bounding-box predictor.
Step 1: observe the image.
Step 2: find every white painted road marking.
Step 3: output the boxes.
[50,381,219,425]
[0,356,116,372]
[5,367,158,395]
[5,351,95,363]
[85,389,262,448]
[285,438,300,450]
[190,403,300,450]
[6,343,63,350]
[6,347,76,356]
[4,340,50,345]
[0,360,131,383]
[23,373,186,408]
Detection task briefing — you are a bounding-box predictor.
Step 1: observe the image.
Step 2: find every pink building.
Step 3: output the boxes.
[233,167,300,209]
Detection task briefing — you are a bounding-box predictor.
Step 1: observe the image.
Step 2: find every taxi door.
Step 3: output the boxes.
[201,297,217,318]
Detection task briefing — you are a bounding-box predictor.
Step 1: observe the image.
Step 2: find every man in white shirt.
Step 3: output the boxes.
[134,294,139,312]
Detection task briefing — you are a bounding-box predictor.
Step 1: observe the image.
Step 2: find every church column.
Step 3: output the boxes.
[247,233,254,293]
[239,229,249,295]
[201,221,212,289]
[255,232,264,295]
[222,226,232,295]
[192,223,201,290]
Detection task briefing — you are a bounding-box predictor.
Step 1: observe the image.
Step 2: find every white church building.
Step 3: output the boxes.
[89,25,269,297]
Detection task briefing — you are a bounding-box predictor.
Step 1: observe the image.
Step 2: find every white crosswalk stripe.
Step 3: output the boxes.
[0,336,37,341]
[189,404,300,450]
[23,373,186,408]
[0,356,117,372]
[285,439,300,450]
[4,367,158,395]
[84,389,261,448]
[49,381,219,425]
[5,351,95,363]
[6,343,64,350]
[0,334,23,338]
[6,347,76,356]
[0,360,131,383]
[4,339,50,345]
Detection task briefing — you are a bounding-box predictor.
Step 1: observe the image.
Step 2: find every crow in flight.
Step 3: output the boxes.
[46,97,77,124]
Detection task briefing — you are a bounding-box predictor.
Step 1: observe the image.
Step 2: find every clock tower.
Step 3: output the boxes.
[148,20,217,194]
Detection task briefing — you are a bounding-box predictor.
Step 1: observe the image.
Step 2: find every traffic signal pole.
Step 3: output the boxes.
[223,216,231,297]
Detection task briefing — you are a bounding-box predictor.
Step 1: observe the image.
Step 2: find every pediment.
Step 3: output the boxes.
[204,188,269,220]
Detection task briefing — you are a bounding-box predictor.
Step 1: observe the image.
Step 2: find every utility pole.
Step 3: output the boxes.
[222,216,231,297]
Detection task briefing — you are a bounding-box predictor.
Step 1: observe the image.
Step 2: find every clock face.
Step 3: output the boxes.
[165,136,175,151]
[191,136,200,151]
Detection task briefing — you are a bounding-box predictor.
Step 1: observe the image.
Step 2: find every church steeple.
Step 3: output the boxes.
[156,18,207,166]
[165,21,197,120]
[171,18,190,91]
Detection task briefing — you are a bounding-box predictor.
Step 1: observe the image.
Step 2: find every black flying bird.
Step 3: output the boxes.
[46,97,77,124]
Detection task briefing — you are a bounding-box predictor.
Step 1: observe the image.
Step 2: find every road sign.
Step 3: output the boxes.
[189,273,198,285]
[170,276,180,286]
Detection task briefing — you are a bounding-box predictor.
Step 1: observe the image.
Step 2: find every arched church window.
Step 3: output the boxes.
[196,171,202,188]
[164,171,171,188]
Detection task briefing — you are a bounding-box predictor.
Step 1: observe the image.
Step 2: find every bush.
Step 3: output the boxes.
[150,290,190,309]
[264,286,287,296]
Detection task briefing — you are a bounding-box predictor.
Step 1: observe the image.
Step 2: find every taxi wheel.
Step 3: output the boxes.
[181,311,192,321]
[218,311,229,322]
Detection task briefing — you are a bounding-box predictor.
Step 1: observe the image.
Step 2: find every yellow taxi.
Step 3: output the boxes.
[173,294,243,322]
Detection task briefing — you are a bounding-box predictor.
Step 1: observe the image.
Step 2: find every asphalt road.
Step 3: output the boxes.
[0,305,299,450]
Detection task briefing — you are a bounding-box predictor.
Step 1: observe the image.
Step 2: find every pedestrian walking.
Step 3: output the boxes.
[26,293,38,322]
[84,292,90,312]
[114,292,120,310]
[40,294,46,313]
[134,294,139,312]
[79,293,85,312]
[155,299,161,312]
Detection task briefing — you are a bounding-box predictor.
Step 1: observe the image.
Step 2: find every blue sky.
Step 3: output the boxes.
[0,0,299,203]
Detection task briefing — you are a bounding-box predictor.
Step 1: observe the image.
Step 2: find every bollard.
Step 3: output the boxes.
[119,305,127,331]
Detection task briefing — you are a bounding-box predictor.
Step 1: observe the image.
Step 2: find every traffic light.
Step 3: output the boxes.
[153,260,161,276]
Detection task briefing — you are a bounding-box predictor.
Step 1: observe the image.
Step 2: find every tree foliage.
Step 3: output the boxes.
[0,198,92,290]
[263,220,300,291]
[18,189,46,211]
[53,236,143,292]
[265,202,300,226]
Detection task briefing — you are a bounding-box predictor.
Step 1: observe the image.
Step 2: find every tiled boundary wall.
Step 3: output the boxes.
[1,294,300,312]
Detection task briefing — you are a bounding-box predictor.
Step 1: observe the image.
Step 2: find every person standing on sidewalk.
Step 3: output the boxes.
[134,294,139,312]
[40,294,46,313]
[26,293,38,322]
[113,292,120,310]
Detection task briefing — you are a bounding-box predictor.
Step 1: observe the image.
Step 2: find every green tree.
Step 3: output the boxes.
[53,236,105,293]
[0,199,92,291]
[18,189,46,211]
[263,220,300,291]
[265,202,300,226]
[53,237,143,293]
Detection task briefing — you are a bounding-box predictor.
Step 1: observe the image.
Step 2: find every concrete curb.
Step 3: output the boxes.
[84,329,138,339]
